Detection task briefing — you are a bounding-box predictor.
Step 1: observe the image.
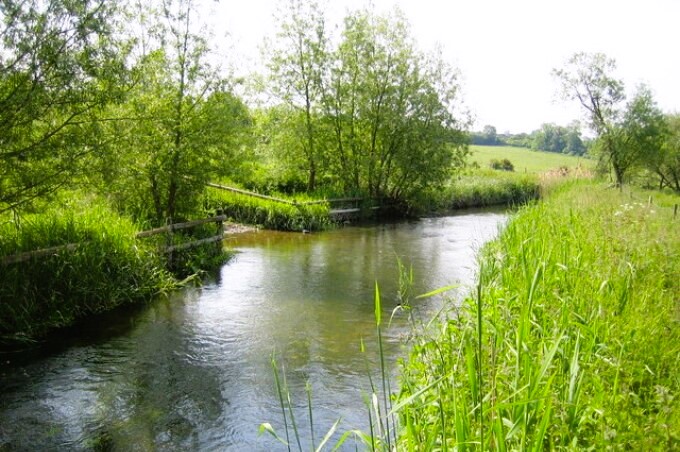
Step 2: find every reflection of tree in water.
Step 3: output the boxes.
[89,298,225,450]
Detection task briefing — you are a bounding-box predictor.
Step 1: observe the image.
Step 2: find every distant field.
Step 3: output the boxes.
[469,145,595,173]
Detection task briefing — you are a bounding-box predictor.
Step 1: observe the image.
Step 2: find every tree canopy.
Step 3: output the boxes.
[554,52,665,186]
[0,0,129,214]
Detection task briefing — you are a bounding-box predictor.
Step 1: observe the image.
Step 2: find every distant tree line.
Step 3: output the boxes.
[470,124,589,155]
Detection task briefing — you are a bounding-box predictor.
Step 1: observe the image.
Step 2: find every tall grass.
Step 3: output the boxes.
[395,180,680,449]
[205,187,331,232]
[421,170,540,211]
[0,201,177,344]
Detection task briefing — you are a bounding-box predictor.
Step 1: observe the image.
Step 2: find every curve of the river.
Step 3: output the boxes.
[0,210,506,450]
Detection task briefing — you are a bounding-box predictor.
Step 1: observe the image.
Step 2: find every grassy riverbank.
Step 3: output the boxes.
[0,197,231,345]
[438,171,541,210]
[205,186,331,231]
[395,180,680,449]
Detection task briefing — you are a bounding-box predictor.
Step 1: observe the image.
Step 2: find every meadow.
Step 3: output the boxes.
[469,145,595,174]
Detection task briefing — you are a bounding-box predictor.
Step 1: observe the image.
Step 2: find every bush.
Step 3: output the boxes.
[489,158,515,171]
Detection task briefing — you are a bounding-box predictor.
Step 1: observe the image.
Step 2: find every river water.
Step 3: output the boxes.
[0,210,506,451]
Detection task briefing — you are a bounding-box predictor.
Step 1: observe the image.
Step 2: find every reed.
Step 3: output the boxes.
[395,180,680,449]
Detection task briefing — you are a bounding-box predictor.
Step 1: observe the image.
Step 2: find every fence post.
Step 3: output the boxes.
[217,210,224,237]
[674,204,678,219]
[166,217,174,267]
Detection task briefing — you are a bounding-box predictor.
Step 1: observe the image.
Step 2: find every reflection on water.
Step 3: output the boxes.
[0,210,506,450]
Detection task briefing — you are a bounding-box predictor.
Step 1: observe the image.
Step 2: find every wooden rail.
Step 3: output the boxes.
[136,215,227,238]
[1,243,80,266]
[207,183,298,206]
[1,215,227,266]
[207,182,368,208]
[136,214,226,255]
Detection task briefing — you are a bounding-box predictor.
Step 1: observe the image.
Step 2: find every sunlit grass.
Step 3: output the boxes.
[470,145,595,174]
[0,199,177,343]
[395,179,680,449]
[205,187,331,232]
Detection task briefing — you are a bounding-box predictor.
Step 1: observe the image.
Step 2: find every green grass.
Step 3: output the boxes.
[395,180,680,449]
[419,170,541,212]
[0,199,178,343]
[205,187,331,232]
[470,145,595,174]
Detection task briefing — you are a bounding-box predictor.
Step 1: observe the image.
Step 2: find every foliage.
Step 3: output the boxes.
[554,53,665,186]
[648,114,680,191]
[0,199,176,343]
[267,0,328,191]
[470,125,501,146]
[92,0,253,225]
[0,0,129,214]
[470,124,588,156]
[396,181,680,449]
[489,158,514,171]
[532,122,587,155]
[263,4,469,205]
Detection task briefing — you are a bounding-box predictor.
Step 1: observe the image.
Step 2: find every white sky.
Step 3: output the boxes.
[205,0,680,134]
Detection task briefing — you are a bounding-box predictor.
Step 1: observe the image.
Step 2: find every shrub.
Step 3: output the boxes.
[489,158,515,171]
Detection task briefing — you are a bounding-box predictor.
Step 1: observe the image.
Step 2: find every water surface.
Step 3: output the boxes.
[0,210,506,450]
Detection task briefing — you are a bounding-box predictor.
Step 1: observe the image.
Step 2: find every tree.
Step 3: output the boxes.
[323,8,468,202]
[650,114,680,191]
[99,0,251,224]
[482,125,499,145]
[0,0,129,214]
[267,0,328,191]
[613,85,666,185]
[553,52,630,184]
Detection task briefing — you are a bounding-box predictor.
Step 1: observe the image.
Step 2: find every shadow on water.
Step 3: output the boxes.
[0,209,507,450]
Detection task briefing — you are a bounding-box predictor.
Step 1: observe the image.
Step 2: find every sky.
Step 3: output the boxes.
[205,0,680,134]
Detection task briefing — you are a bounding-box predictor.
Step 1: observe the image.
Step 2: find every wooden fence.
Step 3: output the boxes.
[0,215,227,266]
[136,214,226,253]
[206,182,375,218]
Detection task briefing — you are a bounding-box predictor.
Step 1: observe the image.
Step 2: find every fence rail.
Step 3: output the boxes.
[1,214,227,266]
[206,182,370,209]
[136,215,227,238]
[1,243,81,266]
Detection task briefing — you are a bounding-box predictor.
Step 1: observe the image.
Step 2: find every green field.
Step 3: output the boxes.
[470,145,595,173]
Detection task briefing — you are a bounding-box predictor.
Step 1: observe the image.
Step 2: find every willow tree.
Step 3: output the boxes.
[554,52,661,186]
[324,8,468,202]
[0,0,128,214]
[267,0,329,191]
[99,0,251,224]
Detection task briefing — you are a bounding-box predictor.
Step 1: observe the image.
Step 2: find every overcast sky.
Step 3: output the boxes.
[206,0,680,134]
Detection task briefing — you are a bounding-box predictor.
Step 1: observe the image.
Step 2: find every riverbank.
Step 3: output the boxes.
[0,201,231,346]
[394,180,680,449]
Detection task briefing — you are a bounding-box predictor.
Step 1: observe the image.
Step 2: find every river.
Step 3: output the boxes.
[0,210,506,450]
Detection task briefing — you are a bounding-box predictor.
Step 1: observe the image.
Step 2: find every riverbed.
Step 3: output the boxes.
[0,210,506,450]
